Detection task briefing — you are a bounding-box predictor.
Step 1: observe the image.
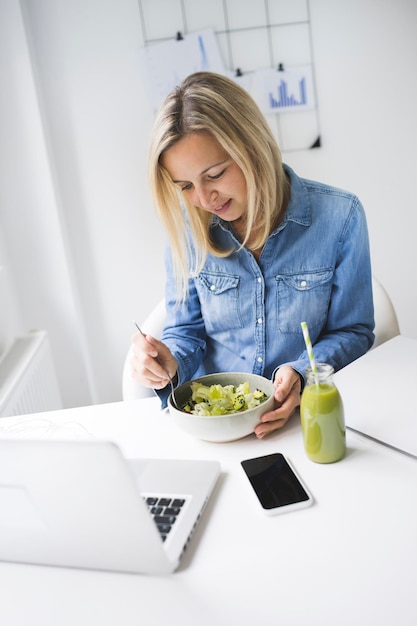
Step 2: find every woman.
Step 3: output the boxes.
[131,71,374,438]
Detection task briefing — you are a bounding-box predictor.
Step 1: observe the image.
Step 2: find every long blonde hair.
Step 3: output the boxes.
[148,71,289,300]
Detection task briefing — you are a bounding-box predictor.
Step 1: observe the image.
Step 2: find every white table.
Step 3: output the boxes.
[0,396,416,626]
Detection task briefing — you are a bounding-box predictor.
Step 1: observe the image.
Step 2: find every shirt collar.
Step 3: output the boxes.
[281,164,311,227]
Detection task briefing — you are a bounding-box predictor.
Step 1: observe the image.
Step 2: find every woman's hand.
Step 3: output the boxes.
[131,332,178,390]
[254,365,302,439]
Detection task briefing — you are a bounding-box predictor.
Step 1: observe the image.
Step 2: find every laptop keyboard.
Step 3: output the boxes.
[144,496,187,542]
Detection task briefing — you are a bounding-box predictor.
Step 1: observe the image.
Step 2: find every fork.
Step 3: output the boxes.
[133,321,179,409]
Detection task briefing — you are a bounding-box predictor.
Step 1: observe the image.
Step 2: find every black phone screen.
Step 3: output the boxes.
[241,453,310,509]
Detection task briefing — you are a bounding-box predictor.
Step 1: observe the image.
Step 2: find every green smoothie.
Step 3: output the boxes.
[300,382,346,463]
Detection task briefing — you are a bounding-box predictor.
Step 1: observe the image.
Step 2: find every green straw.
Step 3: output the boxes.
[301,321,318,385]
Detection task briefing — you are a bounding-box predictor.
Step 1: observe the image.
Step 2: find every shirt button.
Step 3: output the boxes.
[257,357,263,363]
[257,277,262,283]
[210,284,216,291]
[257,318,263,324]
[300,280,307,288]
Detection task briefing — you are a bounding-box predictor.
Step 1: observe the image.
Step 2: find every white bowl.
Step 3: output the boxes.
[168,372,275,443]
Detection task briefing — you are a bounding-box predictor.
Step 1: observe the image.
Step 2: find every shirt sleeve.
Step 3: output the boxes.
[155,245,208,408]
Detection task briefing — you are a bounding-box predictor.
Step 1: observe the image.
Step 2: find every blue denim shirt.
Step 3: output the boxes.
[158,165,374,407]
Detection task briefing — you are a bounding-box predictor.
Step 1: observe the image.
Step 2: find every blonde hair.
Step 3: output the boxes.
[148,71,289,300]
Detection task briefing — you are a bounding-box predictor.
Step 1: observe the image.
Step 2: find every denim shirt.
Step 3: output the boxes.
[158,165,375,407]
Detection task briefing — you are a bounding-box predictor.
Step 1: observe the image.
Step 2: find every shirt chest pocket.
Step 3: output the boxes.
[195,272,243,332]
[276,269,333,334]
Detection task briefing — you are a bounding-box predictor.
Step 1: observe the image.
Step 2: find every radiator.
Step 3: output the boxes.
[0,330,63,418]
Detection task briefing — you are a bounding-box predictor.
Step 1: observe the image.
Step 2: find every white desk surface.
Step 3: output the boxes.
[0,395,416,626]
[335,335,417,457]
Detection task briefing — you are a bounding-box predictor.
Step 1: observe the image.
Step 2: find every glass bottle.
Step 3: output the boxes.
[300,363,346,463]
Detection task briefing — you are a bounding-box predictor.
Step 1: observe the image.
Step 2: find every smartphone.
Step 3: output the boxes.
[241,453,313,515]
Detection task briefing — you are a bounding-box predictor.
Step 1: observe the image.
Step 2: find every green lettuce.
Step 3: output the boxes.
[182,381,268,416]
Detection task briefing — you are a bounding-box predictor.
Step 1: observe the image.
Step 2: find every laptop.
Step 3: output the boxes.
[0,438,220,574]
[334,335,417,458]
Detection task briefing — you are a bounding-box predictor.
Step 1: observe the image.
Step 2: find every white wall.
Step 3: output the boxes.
[0,227,22,356]
[0,0,416,409]
[0,0,163,408]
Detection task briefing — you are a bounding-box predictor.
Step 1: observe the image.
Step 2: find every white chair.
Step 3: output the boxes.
[371,275,400,348]
[122,276,400,400]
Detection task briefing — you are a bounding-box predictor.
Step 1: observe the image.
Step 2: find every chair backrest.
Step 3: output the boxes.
[122,277,400,400]
[122,299,166,401]
[371,275,400,349]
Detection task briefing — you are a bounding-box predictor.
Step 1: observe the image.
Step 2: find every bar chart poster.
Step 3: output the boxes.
[260,66,316,115]
[140,29,226,110]
[137,0,321,151]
